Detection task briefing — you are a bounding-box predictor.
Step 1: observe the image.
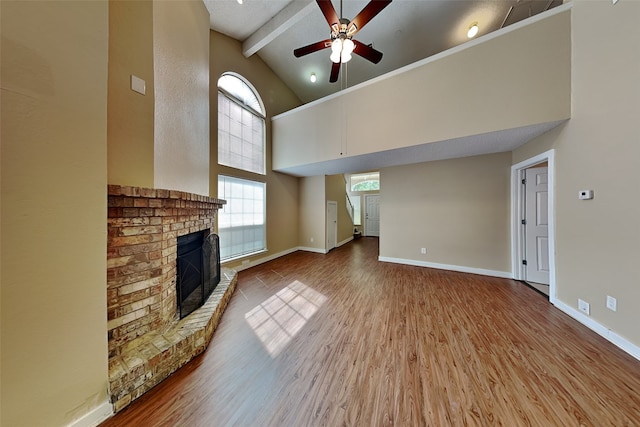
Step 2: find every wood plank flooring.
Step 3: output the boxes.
[100,237,640,426]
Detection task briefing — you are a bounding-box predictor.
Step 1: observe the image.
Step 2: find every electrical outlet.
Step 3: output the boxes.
[578,190,594,200]
[606,295,617,311]
[578,299,590,315]
[310,237,314,243]
[421,248,427,254]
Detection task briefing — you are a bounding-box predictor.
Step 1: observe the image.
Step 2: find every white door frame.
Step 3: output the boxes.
[511,149,557,303]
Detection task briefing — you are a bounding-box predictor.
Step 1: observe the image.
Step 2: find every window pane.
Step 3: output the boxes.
[218,175,266,261]
[350,172,380,192]
[218,74,264,116]
[217,74,265,175]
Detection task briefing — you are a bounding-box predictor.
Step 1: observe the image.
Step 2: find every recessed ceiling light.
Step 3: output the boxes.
[310,73,317,83]
[237,0,243,4]
[467,22,479,38]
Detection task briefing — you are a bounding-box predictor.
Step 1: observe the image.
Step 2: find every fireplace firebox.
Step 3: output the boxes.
[176,231,221,319]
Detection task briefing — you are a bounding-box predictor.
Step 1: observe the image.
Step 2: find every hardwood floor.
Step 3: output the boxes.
[100,237,640,426]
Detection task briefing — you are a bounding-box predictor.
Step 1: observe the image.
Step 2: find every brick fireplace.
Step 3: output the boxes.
[107,185,237,412]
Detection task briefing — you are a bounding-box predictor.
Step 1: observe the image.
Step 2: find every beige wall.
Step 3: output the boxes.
[1,1,110,426]
[107,0,155,188]
[297,174,355,252]
[209,31,302,269]
[154,0,210,195]
[325,174,355,245]
[108,0,210,194]
[513,0,640,346]
[380,153,512,273]
[273,8,571,172]
[298,176,326,250]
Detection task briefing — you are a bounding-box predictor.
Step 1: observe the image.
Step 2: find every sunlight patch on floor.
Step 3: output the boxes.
[245,280,327,358]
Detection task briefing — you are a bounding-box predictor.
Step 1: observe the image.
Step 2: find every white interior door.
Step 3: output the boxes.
[364,194,380,237]
[525,167,549,284]
[327,201,337,251]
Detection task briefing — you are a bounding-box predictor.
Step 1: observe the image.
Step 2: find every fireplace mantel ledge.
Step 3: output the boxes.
[108,184,226,206]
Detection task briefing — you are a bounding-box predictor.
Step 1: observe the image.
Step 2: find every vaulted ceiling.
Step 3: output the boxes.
[205,0,563,104]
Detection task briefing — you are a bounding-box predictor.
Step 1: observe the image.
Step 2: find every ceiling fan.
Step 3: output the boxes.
[294,0,392,83]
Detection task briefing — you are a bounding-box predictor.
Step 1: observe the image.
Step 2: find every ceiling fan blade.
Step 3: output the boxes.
[316,0,340,28]
[294,39,332,57]
[329,62,340,83]
[349,0,392,35]
[352,40,383,64]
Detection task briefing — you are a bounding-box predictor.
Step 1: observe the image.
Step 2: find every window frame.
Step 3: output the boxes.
[217,175,267,262]
[217,73,266,175]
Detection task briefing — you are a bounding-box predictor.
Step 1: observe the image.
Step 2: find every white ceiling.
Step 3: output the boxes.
[205,0,563,104]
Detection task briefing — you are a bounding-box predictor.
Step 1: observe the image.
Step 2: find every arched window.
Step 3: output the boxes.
[217,73,267,261]
[217,73,265,175]
[350,172,380,191]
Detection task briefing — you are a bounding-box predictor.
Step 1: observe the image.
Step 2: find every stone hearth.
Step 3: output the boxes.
[107,185,237,412]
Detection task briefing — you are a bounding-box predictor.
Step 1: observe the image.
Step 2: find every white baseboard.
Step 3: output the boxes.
[378,256,512,279]
[223,241,361,272]
[300,237,353,254]
[553,299,640,361]
[227,247,301,272]
[337,236,354,247]
[66,400,112,427]
[298,246,327,254]
[223,237,360,272]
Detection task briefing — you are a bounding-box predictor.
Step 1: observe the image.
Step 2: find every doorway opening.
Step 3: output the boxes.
[511,149,556,302]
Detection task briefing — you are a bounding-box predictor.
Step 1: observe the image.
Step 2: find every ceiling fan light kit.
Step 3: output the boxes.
[293,0,392,83]
[330,38,355,63]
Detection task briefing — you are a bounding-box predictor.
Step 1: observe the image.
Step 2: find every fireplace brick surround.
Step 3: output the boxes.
[107,185,237,412]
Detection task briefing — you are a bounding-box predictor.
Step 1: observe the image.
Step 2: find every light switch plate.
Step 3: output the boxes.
[131,75,146,95]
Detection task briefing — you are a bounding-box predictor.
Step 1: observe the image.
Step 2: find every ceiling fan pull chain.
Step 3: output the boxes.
[344,61,348,90]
